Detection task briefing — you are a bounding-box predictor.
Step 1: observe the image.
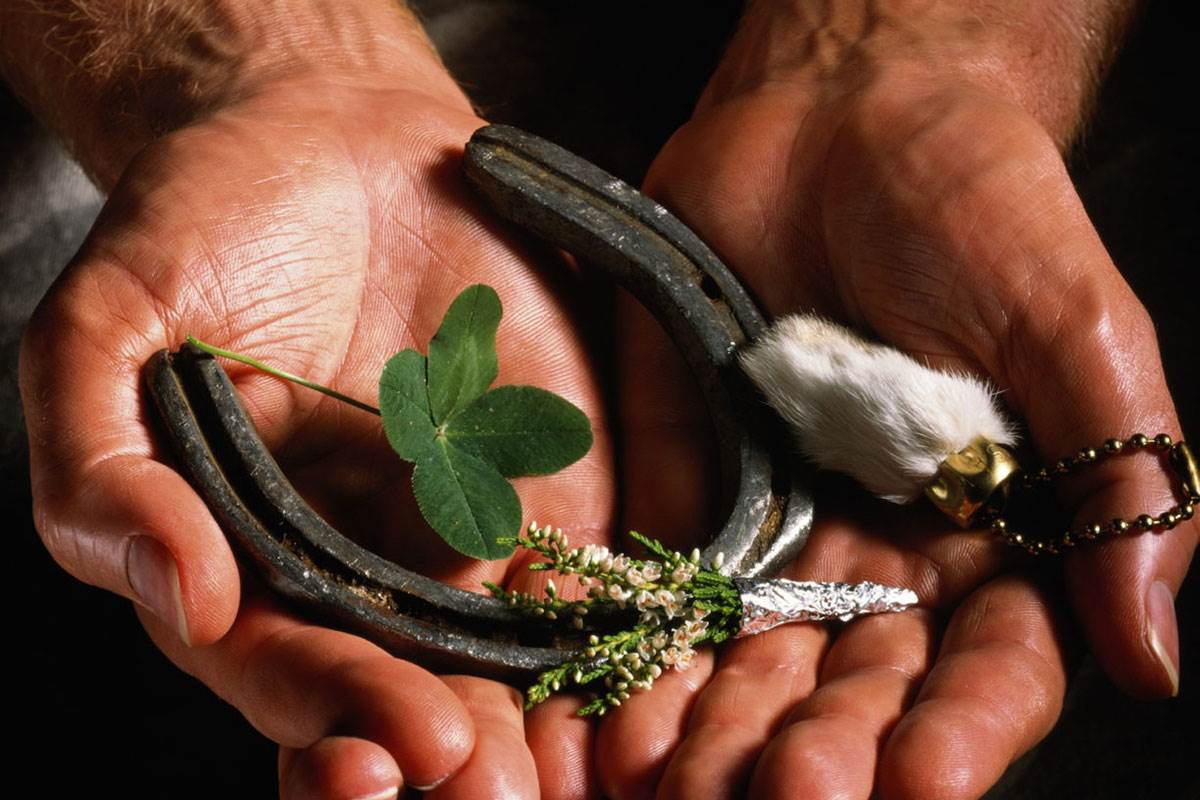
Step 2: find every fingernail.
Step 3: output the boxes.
[127,536,191,646]
[409,775,450,792]
[1146,580,1179,697]
[350,789,399,800]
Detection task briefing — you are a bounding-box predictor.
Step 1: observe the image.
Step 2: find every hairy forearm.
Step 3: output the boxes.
[705,0,1138,145]
[0,0,462,187]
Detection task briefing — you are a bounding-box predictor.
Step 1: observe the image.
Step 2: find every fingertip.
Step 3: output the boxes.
[427,676,537,800]
[124,463,241,646]
[655,726,758,800]
[279,737,401,800]
[1066,531,1191,699]
[1146,579,1180,697]
[878,704,998,800]
[337,662,476,789]
[594,652,713,800]
[126,535,193,646]
[36,454,240,646]
[525,695,599,800]
[749,718,873,800]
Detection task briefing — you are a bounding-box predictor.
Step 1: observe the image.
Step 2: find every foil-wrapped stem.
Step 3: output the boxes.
[733,578,920,637]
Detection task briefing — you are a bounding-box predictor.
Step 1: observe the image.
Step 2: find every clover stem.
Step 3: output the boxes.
[185,336,381,416]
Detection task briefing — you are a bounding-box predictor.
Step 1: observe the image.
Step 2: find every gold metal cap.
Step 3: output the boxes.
[925,437,1020,527]
[1169,441,1199,502]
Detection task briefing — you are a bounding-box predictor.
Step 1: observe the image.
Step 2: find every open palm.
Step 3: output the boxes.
[591,67,1192,799]
[20,80,617,798]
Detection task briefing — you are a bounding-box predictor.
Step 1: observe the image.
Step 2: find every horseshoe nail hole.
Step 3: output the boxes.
[699,273,722,301]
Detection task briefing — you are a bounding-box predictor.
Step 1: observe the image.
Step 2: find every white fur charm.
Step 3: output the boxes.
[740,316,1016,504]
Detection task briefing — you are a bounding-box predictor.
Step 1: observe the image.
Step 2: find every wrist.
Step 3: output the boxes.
[699,0,1135,147]
[1,0,468,187]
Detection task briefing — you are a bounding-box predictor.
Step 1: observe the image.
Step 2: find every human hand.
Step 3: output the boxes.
[11,4,616,797]
[593,2,1195,797]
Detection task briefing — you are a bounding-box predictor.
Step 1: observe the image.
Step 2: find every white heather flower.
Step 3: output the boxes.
[639,610,662,627]
[670,564,697,585]
[675,647,696,669]
[672,627,691,649]
[654,589,685,619]
[661,646,681,666]
[641,562,662,582]
[650,631,669,650]
[684,620,708,641]
[634,590,656,611]
[625,567,645,587]
[583,544,610,565]
[611,555,631,575]
[607,584,632,606]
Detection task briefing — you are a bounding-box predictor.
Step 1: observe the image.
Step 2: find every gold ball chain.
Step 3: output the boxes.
[985,434,1199,556]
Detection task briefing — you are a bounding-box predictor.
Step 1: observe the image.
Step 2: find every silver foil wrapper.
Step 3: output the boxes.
[733,578,920,637]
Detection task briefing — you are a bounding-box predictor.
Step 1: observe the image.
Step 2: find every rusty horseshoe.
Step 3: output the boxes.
[144,124,813,681]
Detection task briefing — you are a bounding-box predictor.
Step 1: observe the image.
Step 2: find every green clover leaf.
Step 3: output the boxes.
[379,349,436,460]
[412,437,522,561]
[378,284,592,560]
[445,385,592,478]
[426,284,502,424]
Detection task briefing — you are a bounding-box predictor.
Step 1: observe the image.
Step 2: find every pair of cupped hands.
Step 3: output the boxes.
[21,32,1192,800]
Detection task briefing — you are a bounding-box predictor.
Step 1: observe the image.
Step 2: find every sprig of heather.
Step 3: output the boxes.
[486,522,745,715]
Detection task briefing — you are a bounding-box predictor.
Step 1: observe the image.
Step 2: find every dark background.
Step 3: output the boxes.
[4,1,1196,797]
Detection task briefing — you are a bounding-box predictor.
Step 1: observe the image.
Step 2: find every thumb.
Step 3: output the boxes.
[20,258,240,646]
[966,165,1195,699]
[1009,269,1193,698]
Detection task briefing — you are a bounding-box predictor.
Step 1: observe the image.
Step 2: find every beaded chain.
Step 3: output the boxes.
[983,434,1199,556]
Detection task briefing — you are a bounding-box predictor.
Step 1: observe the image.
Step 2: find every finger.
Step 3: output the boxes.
[746,609,934,800]
[654,622,828,800]
[137,584,475,790]
[594,650,714,800]
[429,677,539,800]
[278,737,401,800]
[878,574,1071,800]
[19,269,240,646]
[524,694,600,800]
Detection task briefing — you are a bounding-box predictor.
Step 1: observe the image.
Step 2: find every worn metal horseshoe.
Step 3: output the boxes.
[144,124,814,680]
